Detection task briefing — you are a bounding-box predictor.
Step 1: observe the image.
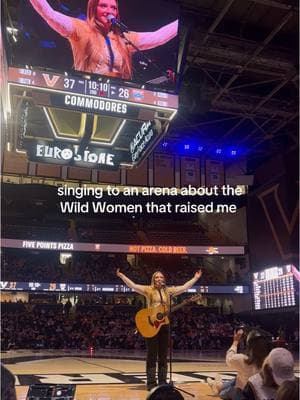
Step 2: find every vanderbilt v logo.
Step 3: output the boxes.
[42,74,60,88]
[258,184,299,259]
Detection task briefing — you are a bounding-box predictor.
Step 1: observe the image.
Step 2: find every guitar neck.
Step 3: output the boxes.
[170,301,188,314]
[162,295,199,316]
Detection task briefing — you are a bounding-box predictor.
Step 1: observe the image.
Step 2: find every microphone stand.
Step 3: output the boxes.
[168,293,195,398]
[112,24,172,83]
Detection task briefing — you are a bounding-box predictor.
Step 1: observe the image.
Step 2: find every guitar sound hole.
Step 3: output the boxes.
[156,313,164,320]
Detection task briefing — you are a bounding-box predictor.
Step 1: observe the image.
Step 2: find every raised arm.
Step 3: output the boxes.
[226,329,245,369]
[29,0,74,37]
[172,269,202,296]
[116,268,147,296]
[130,20,178,51]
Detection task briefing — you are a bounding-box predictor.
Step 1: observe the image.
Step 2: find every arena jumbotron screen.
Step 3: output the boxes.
[5,0,179,93]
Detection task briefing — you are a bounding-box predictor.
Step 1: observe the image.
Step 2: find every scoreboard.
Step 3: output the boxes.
[7,67,178,169]
[8,67,178,110]
[252,265,296,310]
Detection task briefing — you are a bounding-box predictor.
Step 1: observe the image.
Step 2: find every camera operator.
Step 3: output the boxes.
[207,327,272,399]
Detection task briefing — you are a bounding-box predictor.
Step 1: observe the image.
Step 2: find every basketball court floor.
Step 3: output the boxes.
[2,349,299,400]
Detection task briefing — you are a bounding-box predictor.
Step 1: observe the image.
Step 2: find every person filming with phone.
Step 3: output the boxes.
[207,327,273,399]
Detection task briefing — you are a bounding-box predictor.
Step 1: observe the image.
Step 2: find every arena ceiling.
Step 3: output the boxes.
[169,0,299,166]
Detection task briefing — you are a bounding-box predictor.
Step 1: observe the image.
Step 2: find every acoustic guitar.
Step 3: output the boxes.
[135,294,201,338]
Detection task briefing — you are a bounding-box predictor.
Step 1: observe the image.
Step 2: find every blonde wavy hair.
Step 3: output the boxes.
[151,271,166,287]
[78,0,132,79]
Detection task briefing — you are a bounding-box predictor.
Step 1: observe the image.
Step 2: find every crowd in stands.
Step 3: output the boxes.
[1,250,249,285]
[3,220,234,246]
[3,193,240,247]
[1,301,298,353]
[1,252,139,284]
[0,302,252,351]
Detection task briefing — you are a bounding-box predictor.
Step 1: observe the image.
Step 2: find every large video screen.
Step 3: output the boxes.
[252,265,297,311]
[5,0,179,93]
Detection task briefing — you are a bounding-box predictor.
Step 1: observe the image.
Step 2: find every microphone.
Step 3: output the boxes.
[107,14,129,33]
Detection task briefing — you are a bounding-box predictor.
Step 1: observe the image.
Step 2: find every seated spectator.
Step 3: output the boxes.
[243,348,296,400]
[207,328,272,399]
[276,380,299,400]
[1,364,17,400]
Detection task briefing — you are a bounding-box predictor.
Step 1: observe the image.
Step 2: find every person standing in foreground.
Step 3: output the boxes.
[116,268,202,390]
[1,364,17,400]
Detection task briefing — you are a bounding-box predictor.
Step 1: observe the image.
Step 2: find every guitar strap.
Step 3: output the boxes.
[157,288,164,305]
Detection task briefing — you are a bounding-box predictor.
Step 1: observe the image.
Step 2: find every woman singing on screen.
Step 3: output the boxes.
[29,0,178,79]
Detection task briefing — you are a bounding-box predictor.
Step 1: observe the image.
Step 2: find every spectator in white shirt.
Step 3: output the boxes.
[207,328,272,399]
